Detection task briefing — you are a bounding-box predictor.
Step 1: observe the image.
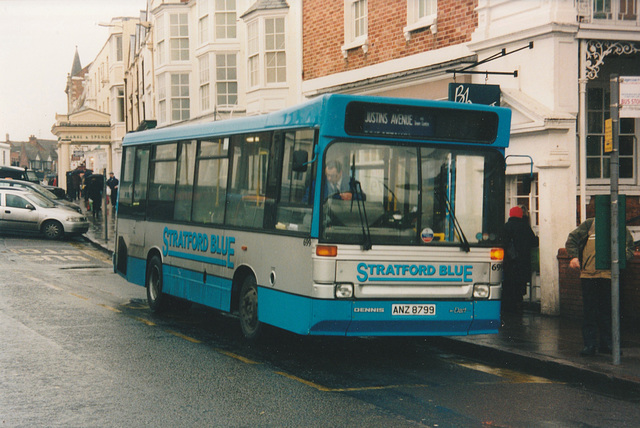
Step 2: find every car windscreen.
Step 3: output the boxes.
[31,183,60,200]
[26,192,57,208]
[24,171,40,182]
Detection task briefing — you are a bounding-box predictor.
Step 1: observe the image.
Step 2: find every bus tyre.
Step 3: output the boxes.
[146,256,168,313]
[239,276,262,340]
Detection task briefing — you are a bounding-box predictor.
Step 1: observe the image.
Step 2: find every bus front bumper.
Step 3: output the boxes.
[259,287,500,337]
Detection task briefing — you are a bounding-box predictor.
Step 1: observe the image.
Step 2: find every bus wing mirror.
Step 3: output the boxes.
[522,175,532,195]
[292,150,309,173]
[505,155,534,195]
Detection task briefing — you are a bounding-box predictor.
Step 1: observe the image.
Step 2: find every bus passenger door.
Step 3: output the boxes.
[273,129,315,233]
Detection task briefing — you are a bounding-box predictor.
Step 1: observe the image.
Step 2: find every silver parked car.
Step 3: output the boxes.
[0,178,82,213]
[0,187,89,239]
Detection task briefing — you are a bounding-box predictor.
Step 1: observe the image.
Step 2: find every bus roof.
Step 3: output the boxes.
[122,94,511,148]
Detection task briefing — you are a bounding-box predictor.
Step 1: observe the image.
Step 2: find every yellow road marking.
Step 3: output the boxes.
[215,348,260,365]
[132,316,156,326]
[166,330,202,344]
[44,283,63,291]
[68,242,112,264]
[275,372,332,391]
[121,303,147,310]
[275,372,430,392]
[454,361,556,384]
[97,304,122,313]
[69,292,89,301]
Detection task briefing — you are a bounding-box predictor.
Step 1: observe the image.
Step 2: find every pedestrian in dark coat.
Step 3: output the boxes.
[106,172,119,207]
[86,174,104,218]
[565,217,634,356]
[502,206,539,314]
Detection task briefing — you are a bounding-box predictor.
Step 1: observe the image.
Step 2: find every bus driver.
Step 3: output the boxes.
[324,160,353,201]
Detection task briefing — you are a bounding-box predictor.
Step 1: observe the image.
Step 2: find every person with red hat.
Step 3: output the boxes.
[502,205,538,314]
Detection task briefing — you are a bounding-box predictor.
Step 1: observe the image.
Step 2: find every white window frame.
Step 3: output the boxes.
[170,73,190,122]
[156,15,165,66]
[593,0,638,21]
[247,21,259,88]
[404,0,437,40]
[215,0,237,40]
[199,15,209,45]
[115,34,123,62]
[586,83,637,185]
[157,74,167,124]
[116,86,125,122]
[265,17,286,84]
[341,0,368,57]
[199,55,210,112]
[578,0,639,24]
[216,53,238,106]
[170,13,189,62]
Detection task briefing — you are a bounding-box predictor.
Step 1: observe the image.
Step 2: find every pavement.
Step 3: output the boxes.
[81,203,640,395]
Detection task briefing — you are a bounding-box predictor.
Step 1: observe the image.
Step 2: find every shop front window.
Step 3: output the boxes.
[586,85,637,182]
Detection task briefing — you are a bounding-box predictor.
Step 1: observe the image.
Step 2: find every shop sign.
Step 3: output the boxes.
[448,83,501,106]
[619,76,640,118]
[604,119,612,153]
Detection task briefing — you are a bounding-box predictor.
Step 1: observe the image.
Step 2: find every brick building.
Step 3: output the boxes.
[5,134,58,181]
[301,0,640,316]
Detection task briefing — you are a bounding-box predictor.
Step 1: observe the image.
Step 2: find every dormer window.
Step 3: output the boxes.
[245,15,287,88]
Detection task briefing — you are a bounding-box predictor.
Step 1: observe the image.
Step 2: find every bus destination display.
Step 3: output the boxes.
[345,101,499,144]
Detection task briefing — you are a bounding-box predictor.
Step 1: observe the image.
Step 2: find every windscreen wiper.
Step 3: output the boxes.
[439,190,471,253]
[350,155,372,251]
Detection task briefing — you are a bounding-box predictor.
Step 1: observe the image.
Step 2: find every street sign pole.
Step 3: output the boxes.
[609,75,621,365]
[103,168,108,241]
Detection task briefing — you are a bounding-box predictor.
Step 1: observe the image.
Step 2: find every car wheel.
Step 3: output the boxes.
[42,220,63,240]
[239,275,262,340]
[146,255,168,313]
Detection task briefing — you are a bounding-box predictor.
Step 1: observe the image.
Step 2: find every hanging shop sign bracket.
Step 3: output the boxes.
[447,42,534,79]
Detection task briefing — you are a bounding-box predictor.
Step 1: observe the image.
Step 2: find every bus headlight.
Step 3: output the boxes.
[335,283,354,299]
[473,284,490,299]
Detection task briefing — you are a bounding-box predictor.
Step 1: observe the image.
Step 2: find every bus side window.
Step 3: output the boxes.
[226,133,271,229]
[119,147,135,213]
[148,143,177,221]
[120,147,150,218]
[193,139,228,224]
[174,140,197,222]
[275,129,315,233]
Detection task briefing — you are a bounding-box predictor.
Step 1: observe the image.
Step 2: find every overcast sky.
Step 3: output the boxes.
[0,0,147,142]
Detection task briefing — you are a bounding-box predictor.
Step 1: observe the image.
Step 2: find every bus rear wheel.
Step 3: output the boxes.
[146,255,168,312]
[239,275,262,340]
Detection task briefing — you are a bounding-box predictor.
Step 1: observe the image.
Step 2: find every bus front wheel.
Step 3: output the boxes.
[146,256,168,313]
[239,275,262,340]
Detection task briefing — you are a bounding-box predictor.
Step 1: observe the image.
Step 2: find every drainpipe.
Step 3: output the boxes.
[579,39,587,222]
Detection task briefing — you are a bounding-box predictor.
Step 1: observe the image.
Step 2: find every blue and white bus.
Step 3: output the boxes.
[114,94,511,339]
